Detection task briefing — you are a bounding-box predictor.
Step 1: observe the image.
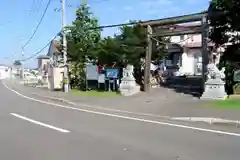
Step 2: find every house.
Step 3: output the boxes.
[37,55,50,83]
[0,64,10,79]
[37,55,50,70]
[12,61,22,76]
[47,40,63,66]
[165,22,215,76]
[44,40,64,90]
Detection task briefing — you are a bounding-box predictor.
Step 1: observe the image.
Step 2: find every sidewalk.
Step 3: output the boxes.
[4,79,240,122]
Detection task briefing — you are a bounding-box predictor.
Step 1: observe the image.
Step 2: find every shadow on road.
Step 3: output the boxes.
[162,76,203,98]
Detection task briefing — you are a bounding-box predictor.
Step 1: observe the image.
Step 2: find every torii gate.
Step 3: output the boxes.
[139,12,209,93]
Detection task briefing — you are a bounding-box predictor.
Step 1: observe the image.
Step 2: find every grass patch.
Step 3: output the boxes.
[71,89,120,98]
[203,98,240,110]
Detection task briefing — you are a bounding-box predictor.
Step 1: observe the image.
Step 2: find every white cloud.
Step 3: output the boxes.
[184,0,199,5]
[147,10,159,15]
[167,6,180,13]
[140,0,195,16]
[106,7,115,11]
[146,6,180,16]
[155,0,173,6]
[140,0,175,15]
[141,0,173,8]
[123,6,133,11]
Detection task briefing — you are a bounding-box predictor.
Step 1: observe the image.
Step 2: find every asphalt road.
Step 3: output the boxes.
[0,82,240,160]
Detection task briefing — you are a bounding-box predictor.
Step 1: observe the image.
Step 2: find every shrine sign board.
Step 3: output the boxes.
[86,64,98,80]
[233,70,240,82]
[233,69,240,94]
[105,68,119,79]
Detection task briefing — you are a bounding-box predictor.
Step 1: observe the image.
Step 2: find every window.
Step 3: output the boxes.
[180,35,184,41]
[191,36,194,42]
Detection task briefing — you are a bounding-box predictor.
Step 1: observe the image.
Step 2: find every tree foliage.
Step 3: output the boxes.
[66,4,101,63]
[96,24,169,67]
[65,4,169,89]
[64,4,101,89]
[208,0,240,61]
[208,0,240,93]
[13,60,22,66]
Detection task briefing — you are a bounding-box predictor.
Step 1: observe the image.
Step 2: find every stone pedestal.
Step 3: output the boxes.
[201,79,227,100]
[233,70,240,95]
[119,65,140,96]
[233,83,240,94]
[201,63,227,100]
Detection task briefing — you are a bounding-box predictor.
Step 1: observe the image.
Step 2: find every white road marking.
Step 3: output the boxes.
[32,93,240,126]
[32,92,171,119]
[10,113,70,133]
[3,82,240,137]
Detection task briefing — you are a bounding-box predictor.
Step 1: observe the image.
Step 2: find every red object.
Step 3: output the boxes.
[111,62,116,68]
[98,65,103,73]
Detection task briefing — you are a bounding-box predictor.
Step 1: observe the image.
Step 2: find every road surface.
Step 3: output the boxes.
[0,81,239,160]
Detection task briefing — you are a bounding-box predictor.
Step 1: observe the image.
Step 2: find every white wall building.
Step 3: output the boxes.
[166,22,214,76]
[45,40,64,90]
[0,65,10,79]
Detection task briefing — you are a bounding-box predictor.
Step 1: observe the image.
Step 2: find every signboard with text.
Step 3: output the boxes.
[234,70,240,82]
[86,64,98,80]
[105,68,119,79]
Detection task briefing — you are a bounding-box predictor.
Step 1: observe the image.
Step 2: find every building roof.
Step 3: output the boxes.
[51,40,62,55]
[37,55,50,59]
[0,64,10,67]
[184,42,214,48]
[47,40,62,57]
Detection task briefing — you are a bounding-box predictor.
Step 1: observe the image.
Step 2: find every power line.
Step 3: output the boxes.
[88,0,111,3]
[29,0,42,18]
[88,12,207,30]
[21,11,204,61]
[35,0,44,13]
[23,0,53,48]
[29,0,37,18]
[53,0,111,11]
[22,33,59,62]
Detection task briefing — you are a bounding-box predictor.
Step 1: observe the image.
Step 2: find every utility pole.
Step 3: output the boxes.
[21,47,25,80]
[61,0,69,92]
[201,16,209,93]
[143,25,153,92]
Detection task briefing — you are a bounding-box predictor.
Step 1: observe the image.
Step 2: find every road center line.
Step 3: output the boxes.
[3,82,240,137]
[10,113,70,133]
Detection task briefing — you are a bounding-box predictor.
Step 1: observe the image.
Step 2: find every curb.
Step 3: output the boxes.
[5,80,240,128]
[171,117,240,127]
[30,92,172,119]
[30,93,240,127]
[31,93,76,106]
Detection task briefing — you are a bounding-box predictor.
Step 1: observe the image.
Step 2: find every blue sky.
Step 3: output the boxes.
[0,0,210,68]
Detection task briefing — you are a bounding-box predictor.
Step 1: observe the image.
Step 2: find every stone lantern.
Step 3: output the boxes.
[119,65,140,96]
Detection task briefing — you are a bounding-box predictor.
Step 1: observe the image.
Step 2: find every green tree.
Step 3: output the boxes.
[66,4,101,62]
[65,4,101,89]
[13,60,22,66]
[96,36,123,65]
[97,24,169,87]
[114,24,169,67]
[208,0,240,93]
[208,0,240,60]
[116,24,146,68]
